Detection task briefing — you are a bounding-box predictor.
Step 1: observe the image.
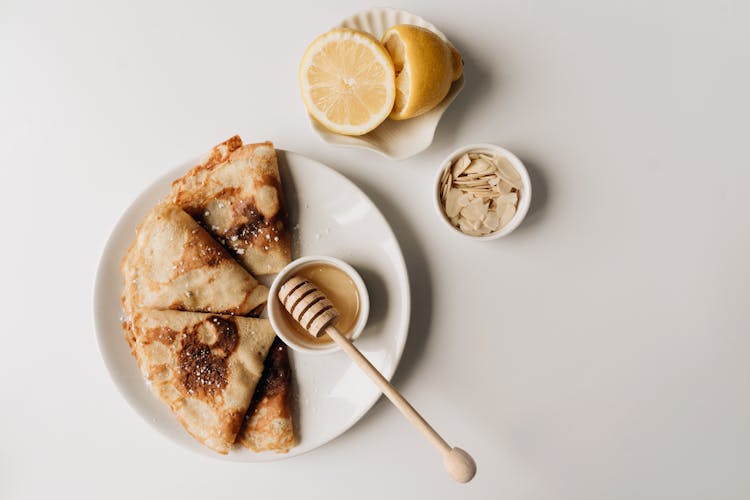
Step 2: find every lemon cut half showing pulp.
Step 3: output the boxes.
[299,29,396,136]
[382,25,463,121]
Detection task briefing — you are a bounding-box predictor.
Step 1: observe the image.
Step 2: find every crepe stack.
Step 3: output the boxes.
[122,136,295,454]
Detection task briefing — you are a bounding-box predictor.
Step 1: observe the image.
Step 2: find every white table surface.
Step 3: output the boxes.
[2,1,749,498]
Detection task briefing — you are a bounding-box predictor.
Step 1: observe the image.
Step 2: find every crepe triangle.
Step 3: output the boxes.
[127,309,276,453]
[121,202,268,317]
[171,136,292,276]
[237,338,295,452]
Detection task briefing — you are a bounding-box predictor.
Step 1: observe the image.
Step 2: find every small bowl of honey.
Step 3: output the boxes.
[268,255,370,354]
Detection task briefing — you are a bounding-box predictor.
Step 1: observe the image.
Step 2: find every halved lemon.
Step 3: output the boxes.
[382,25,463,120]
[299,28,396,136]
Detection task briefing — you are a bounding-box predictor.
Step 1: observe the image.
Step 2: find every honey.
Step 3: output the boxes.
[278,263,360,345]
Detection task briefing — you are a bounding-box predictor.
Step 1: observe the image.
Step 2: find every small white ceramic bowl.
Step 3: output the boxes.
[433,143,532,240]
[268,255,370,355]
[306,8,464,160]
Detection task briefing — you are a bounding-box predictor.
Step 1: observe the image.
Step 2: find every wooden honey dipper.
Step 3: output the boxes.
[279,275,477,483]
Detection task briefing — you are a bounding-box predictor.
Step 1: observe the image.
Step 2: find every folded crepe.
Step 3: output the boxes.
[170,136,291,276]
[237,338,295,453]
[127,310,276,454]
[121,202,268,317]
[122,136,297,455]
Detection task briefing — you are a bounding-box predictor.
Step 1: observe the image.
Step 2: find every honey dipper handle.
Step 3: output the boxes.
[324,326,477,483]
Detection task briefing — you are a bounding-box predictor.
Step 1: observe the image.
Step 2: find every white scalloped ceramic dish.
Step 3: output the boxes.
[305,8,464,160]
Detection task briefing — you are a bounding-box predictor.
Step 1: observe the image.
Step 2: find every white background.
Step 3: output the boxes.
[2,1,749,499]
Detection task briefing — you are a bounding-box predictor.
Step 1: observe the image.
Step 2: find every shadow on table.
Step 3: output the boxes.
[330,172,435,431]
[356,267,388,332]
[506,154,550,237]
[432,31,496,148]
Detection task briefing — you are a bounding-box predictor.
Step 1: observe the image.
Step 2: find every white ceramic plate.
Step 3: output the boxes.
[306,8,464,160]
[94,150,410,462]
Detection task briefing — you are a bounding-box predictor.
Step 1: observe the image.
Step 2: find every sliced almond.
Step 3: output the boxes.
[499,203,516,227]
[441,181,450,202]
[465,157,494,175]
[484,211,500,231]
[458,218,474,233]
[445,188,462,218]
[440,179,451,199]
[440,166,450,186]
[459,216,482,232]
[458,172,492,181]
[460,181,494,187]
[460,188,495,195]
[498,192,518,205]
[476,191,497,199]
[495,197,509,213]
[461,197,488,221]
[497,180,513,194]
[451,154,472,177]
[457,192,474,207]
[495,156,522,181]
[478,153,498,164]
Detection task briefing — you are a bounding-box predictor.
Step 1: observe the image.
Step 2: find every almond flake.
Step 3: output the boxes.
[460,197,488,221]
[440,166,450,186]
[452,154,471,177]
[497,180,513,194]
[445,189,462,217]
[484,211,500,231]
[495,156,522,181]
[457,192,473,207]
[499,203,516,227]
[465,157,493,175]
[497,198,510,213]
[498,192,518,205]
